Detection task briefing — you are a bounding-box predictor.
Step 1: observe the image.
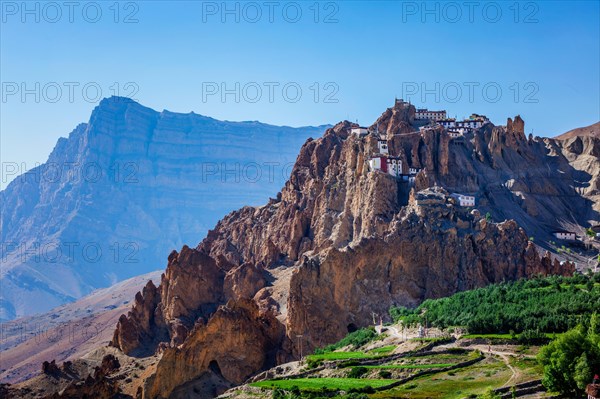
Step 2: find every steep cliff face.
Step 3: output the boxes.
[108,101,580,398]
[553,134,600,215]
[143,299,283,399]
[0,97,326,320]
[417,120,600,237]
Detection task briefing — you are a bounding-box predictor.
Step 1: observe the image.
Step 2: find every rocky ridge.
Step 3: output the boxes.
[105,101,586,398]
[0,97,326,320]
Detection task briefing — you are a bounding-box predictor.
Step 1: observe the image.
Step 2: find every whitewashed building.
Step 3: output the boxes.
[439,118,456,129]
[351,127,369,136]
[387,157,402,177]
[377,140,389,155]
[457,114,489,130]
[369,156,384,172]
[369,156,402,178]
[415,108,447,121]
[451,193,475,207]
[440,114,489,136]
[553,231,576,241]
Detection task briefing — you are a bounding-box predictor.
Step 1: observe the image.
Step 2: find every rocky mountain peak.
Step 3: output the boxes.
[106,100,588,398]
[370,98,416,137]
[0,98,325,320]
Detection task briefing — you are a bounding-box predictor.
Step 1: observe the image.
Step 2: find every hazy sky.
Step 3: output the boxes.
[1,0,599,188]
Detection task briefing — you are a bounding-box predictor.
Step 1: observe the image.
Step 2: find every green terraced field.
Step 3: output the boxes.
[363,363,455,369]
[306,351,375,361]
[402,354,470,362]
[368,345,396,354]
[251,377,394,391]
[371,358,511,399]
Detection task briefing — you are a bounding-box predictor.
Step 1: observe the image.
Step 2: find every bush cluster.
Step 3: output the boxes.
[390,273,600,334]
[314,327,377,354]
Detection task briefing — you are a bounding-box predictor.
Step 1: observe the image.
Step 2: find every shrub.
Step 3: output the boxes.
[314,327,377,354]
[477,390,500,399]
[361,385,375,394]
[306,358,322,369]
[518,329,548,345]
[347,366,368,378]
[337,360,360,368]
[378,370,392,379]
[389,274,600,335]
[586,228,595,237]
[272,388,285,399]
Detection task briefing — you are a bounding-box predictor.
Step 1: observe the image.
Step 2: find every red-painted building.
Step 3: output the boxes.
[368,156,402,177]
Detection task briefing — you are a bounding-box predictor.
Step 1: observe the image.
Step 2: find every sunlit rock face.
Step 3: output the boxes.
[0,96,327,320]
[112,102,584,398]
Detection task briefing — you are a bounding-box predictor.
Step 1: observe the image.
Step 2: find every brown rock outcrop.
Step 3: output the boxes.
[371,99,416,137]
[143,299,283,398]
[41,355,122,399]
[105,103,586,398]
[111,279,164,355]
[41,360,60,376]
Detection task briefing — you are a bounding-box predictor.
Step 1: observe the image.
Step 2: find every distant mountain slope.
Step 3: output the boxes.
[0,97,328,320]
[5,100,596,399]
[0,270,161,383]
[555,121,600,140]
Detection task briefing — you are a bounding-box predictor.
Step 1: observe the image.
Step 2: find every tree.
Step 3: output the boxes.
[538,321,600,396]
[586,279,594,292]
[590,312,600,336]
[574,352,593,390]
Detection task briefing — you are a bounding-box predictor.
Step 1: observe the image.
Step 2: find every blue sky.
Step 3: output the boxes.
[1,0,599,187]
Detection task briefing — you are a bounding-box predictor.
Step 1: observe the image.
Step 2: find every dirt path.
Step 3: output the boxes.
[386,326,402,338]
[498,352,520,387]
[471,345,525,387]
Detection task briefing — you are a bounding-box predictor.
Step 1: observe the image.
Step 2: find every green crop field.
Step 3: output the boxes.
[251,377,394,391]
[306,351,375,361]
[371,358,511,399]
[364,363,455,369]
[368,345,395,354]
[402,352,470,361]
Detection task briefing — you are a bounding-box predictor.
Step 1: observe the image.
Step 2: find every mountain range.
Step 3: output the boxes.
[2,100,598,398]
[101,102,596,398]
[0,97,328,320]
